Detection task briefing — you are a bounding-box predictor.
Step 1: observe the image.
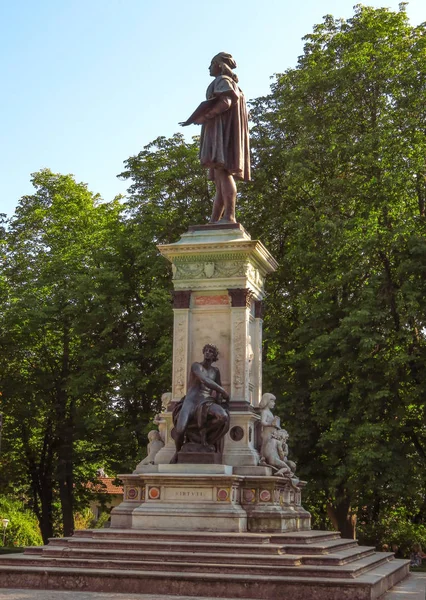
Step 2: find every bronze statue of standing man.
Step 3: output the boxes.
[180,52,250,224]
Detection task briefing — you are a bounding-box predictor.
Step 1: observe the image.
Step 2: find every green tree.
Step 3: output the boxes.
[0,497,43,547]
[241,4,426,538]
[0,170,124,541]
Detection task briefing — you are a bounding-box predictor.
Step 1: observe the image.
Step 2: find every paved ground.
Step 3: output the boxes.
[0,594,251,600]
[0,573,426,600]
[383,571,426,599]
[0,574,424,600]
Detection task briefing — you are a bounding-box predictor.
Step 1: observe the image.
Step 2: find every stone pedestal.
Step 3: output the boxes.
[111,465,310,533]
[157,223,278,468]
[115,223,312,538]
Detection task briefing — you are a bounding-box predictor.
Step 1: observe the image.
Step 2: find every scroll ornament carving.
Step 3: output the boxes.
[172,261,247,280]
[173,263,205,279]
[173,317,187,397]
[233,318,246,391]
[215,261,246,278]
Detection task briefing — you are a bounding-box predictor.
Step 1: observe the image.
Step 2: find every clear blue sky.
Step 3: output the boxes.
[1,0,424,217]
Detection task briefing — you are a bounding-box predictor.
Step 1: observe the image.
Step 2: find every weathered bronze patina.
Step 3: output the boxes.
[170,344,230,463]
[180,52,250,224]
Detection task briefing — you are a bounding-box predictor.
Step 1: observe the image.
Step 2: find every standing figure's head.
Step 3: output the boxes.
[259,392,276,410]
[209,52,238,83]
[202,343,219,362]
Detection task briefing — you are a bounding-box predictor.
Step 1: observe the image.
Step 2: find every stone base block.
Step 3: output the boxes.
[233,465,272,476]
[158,464,233,474]
[133,464,158,474]
[245,504,311,532]
[131,502,247,532]
[222,411,261,467]
[240,476,311,532]
[111,470,310,534]
[177,451,222,464]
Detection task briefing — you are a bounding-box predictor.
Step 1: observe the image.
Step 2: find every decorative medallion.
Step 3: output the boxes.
[126,487,139,501]
[229,425,244,442]
[243,488,256,503]
[217,488,230,502]
[148,486,160,500]
[259,489,271,503]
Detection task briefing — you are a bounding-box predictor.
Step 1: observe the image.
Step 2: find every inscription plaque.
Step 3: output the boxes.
[164,487,213,502]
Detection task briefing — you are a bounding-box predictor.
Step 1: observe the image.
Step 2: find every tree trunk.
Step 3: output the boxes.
[22,424,55,544]
[39,478,54,544]
[327,495,357,539]
[56,323,75,538]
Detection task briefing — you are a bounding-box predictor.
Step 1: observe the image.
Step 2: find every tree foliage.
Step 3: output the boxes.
[0,497,43,547]
[240,4,426,538]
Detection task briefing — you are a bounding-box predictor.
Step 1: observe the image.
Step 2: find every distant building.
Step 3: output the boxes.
[87,475,123,522]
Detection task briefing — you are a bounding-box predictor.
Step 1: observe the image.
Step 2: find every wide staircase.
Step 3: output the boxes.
[0,528,409,599]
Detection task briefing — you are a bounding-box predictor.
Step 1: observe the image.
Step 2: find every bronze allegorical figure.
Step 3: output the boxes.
[170,344,230,463]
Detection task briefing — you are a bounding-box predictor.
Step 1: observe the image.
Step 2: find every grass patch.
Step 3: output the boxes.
[410,564,426,572]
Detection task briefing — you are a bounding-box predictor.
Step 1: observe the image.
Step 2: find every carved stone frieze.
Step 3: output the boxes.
[171,257,266,295]
[215,261,247,278]
[173,263,205,279]
[232,316,246,395]
[173,260,247,280]
[173,313,188,398]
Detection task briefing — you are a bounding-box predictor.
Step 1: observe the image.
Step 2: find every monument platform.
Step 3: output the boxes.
[0,528,409,599]
[110,466,310,533]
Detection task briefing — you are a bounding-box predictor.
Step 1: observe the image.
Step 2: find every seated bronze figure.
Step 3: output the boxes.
[171,344,230,463]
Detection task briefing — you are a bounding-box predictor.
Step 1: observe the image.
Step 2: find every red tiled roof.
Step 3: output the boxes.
[86,477,123,495]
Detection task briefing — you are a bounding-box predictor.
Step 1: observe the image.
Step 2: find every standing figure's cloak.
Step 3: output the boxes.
[199,75,250,181]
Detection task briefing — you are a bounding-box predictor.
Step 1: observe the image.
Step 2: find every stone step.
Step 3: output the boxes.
[46,532,348,555]
[0,558,410,600]
[23,547,43,555]
[278,538,358,555]
[47,537,298,555]
[2,547,395,579]
[264,530,343,544]
[36,542,376,568]
[301,545,376,565]
[35,546,302,566]
[72,528,341,545]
